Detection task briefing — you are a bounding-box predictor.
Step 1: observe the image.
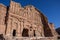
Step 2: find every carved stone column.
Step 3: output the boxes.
[6,18,12,36]
[17,21,21,37]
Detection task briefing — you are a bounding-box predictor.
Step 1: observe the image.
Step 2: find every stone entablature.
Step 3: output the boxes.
[9,1,41,25]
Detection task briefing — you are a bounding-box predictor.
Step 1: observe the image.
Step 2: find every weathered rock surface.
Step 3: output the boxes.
[0,0,58,40]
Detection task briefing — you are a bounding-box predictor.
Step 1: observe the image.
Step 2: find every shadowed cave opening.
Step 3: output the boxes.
[58,37,60,39]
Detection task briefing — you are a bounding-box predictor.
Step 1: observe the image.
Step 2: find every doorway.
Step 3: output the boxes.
[22,28,29,37]
[12,29,16,36]
[33,30,36,36]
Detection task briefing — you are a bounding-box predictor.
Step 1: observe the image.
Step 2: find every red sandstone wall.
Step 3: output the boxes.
[0,4,7,35]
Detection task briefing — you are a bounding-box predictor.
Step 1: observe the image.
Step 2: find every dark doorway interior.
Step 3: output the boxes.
[0,34,5,40]
[13,29,16,36]
[58,37,60,39]
[22,28,29,37]
[33,30,36,36]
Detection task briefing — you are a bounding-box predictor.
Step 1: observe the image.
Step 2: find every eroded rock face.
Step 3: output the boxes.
[56,27,60,35]
[0,0,58,40]
[0,4,6,35]
[40,13,53,37]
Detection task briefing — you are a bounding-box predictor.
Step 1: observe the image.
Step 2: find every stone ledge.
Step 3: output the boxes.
[3,36,57,40]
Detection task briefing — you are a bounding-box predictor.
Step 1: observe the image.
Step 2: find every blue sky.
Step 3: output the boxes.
[0,0,60,28]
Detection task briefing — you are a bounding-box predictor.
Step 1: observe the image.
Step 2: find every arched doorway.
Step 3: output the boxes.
[22,28,29,37]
